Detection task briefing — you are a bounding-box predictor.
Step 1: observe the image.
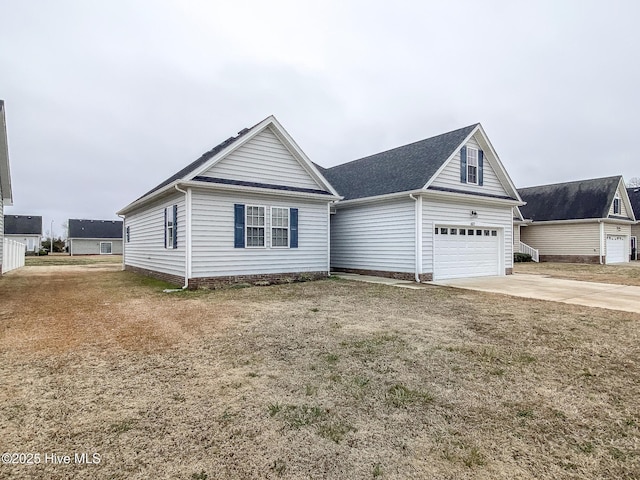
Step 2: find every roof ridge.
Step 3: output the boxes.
[326,123,479,171]
[519,175,622,190]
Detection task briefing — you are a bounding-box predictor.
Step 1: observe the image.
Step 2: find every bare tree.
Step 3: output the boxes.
[627,177,640,188]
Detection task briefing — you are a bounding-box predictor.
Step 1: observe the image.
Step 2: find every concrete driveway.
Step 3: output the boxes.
[431,274,640,314]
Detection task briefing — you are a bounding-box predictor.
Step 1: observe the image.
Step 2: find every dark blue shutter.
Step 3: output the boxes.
[478,149,484,186]
[172,204,178,249]
[126,226,130,242]
[163,208,167,248]
[460,146,467,183]
[290,208,298,248]
[234,204,245,248]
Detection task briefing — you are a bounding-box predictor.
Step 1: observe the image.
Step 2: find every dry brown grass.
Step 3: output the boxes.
[1,267,639,479]
[25,254,122,266]
[515,261,640,286]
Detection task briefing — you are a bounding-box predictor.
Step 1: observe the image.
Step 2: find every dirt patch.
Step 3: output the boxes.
[515,261,640,286]
[1,268,639,479]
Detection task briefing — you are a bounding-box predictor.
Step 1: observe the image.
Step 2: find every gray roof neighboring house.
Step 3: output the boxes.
[4,215,42,235]
[518,176,630,222]
[320,124,479,201]
[627,187,640,219]
[68,219,123,239]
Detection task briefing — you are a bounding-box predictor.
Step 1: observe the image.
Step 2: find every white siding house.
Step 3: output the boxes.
[67,219,123,256]
[118,116,341,288]
[323,124,523,281]
[4,215,42,252]
[0,100,13,274]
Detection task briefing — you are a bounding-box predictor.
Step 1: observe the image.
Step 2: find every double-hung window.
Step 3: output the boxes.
[246,206,266,247]
[271,207,290,247]
[467,147,478,184]
[164,205,177,249]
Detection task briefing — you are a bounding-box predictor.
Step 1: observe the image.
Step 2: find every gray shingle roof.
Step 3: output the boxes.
[627,187,640,218]
[518,176,624,222]
[68,219,122,239]
[4,215,42,235]
[320,124,478,200]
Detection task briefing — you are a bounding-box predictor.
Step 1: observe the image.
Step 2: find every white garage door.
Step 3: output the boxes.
[434,226,501,280]
[606,235,626,264]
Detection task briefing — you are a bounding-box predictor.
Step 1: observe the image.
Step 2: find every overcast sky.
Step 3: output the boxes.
[2,0,639,238]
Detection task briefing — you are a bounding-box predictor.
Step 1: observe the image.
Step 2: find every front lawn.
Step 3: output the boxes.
[0,267,638,479]
[25,254,122,266]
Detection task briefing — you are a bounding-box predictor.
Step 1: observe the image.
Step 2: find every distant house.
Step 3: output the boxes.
[117,116,340,288]
[67,219,123,255]
[321,123,523,281]
[4,215,42,252]
[518,176,636,264]
[627,187,640,260]
[0,100,14,274]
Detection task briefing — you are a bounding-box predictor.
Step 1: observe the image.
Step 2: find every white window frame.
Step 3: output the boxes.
[270,207,290,248]
[100,241,112,255]
[165,206,174,249]
[466,147,478,185]
[245,205,267,248]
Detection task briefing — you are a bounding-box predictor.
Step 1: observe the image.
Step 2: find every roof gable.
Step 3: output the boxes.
[124,116,338,213]
[68,219,123,239]
[321,123,523,202]
[519,176,627,222]
[4,215,42,235]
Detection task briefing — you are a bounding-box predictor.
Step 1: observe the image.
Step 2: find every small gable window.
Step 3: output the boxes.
[467,148,478,184]
[613,194,621,215]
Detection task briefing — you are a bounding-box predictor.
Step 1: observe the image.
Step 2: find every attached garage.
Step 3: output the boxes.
[434,226,502,280]
[606,235,627,264]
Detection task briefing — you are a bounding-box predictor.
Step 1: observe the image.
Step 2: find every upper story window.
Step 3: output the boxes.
[467,147,478,184]
[246,205,266,247]
[613,194,621,215]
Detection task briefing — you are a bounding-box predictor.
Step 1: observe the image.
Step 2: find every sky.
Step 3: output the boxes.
[1,0,639,238]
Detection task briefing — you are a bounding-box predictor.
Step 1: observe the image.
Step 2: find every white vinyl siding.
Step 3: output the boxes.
[430,136,508,197]
[520,223,600,256]
[4,234,41,252]
[124,193,185,277]
[513,224,521,248]
[201,128,321,191]
[191,189,327,277]
[422,198,512,275]
[331,198,415,273]
[69,238,123,255]
[608,190,629,217]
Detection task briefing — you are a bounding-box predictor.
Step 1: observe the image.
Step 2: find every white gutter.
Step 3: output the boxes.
[598,219,604,264]
[174,184,191,289]
[409,194,423,282]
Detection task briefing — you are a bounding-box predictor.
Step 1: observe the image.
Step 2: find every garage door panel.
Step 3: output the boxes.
[434,226,501,280]
[606,235,626,264]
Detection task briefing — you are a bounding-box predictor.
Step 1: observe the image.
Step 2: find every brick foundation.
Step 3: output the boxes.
[505,268,513,275]
[332,268,432,282]
[188,271,328,290]
[539,255,601,264]
[125,265,185,287]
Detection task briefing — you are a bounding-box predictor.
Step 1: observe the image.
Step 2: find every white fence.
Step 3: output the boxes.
[3,238,25,273]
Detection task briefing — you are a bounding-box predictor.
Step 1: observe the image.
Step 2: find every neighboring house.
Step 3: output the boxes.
[518,176,636,264]
[67,219,123,255]
[117,116,341,288]
[0,100,14,274]
[320,123,523,281]
[4,215,42,252]
[627,187,640,260]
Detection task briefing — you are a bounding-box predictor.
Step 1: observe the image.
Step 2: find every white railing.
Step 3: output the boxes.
[3,238,26,273]
[519,241,539,262]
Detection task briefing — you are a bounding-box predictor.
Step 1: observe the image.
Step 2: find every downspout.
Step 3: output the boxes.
[598,219,604,264]
[117,214,125,271]
[409,194,422,282]
[175,184,192,289]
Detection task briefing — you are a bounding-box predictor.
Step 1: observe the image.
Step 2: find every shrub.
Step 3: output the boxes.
[514,252,532,262]
[38,249,48,256]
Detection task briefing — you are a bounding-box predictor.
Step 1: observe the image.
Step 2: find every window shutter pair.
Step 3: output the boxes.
[459,147,484,186]
[233,204,298,248]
